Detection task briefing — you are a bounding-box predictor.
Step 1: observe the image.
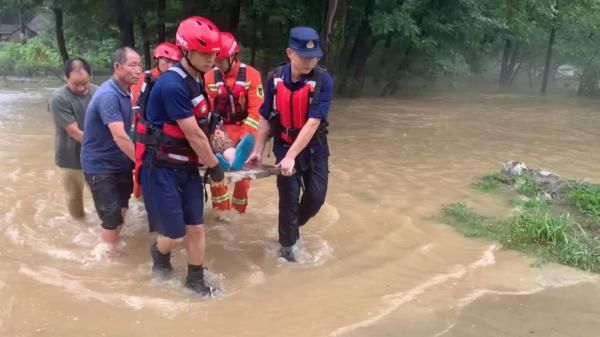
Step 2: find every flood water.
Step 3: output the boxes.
[1,82,599,337]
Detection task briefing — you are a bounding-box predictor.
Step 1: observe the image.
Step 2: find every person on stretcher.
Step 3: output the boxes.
[210,123,255,171]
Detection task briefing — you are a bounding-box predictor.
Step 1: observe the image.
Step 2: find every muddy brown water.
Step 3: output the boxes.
[1,83,599,337]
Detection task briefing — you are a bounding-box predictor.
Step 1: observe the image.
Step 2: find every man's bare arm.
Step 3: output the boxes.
[107,121,135,162]
[64,122,83,143]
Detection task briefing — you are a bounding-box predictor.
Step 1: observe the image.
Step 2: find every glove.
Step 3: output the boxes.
[208,163,225,183]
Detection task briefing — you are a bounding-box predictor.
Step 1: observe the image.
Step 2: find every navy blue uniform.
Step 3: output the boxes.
[140,64,205,239]
[260,61,333,247]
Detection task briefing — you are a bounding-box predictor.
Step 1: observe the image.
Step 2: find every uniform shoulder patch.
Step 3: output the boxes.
[257,85,264,98]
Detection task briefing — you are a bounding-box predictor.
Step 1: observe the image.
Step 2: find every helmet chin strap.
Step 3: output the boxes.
[155,58,162,74]
[224,55,238,74]
[183,51,203,74]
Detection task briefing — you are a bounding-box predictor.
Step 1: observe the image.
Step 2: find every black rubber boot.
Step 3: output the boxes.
[185,264,216,297]
[150,241,173,278]
[280,245,296,262]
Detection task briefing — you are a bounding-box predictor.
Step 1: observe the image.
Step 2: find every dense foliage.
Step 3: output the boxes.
[1,0,599,96]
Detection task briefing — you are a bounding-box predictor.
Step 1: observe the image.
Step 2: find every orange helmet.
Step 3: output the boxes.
[216,32,240,60]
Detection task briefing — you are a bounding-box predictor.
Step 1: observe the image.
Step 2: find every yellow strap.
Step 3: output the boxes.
[232,197,247,205]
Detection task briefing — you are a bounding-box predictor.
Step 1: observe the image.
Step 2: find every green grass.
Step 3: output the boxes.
[511,196,551,212]
[515,172,542,196]
[441,203,600,273]
[442,203,504,240]
[507,212,571,246]
[471,172,506,192]
[567,181,600,217]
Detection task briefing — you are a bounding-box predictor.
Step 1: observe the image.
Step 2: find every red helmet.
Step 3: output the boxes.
[175,16,221,54]
[153,42,181,62]
[216,32,240,60]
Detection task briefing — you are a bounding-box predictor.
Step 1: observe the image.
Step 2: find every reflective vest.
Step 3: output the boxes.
[270,65,327,144]
[134,64,214,170]
[212,63,249,125]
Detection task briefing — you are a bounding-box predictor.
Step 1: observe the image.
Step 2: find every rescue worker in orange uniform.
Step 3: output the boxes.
[204,32,263,214]
[131,42,181,106]
[130,42,181,198]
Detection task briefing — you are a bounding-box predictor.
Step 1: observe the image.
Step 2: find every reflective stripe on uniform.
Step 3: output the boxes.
[243,117,259,129]
[211,193,230,203]
[235,80,250,89]
[168,66,187,79]
[231,197,247,205]
[191,95,205,107]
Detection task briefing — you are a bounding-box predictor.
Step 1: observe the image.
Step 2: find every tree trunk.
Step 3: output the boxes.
[379,0,430,96]
[337,0,375,97]
[510,62,522,84]
[499,40,521,86]
[157,0,166,42]
[320,0,346,69]
[380,44,413,96]
[18,9,26,43]
[507,42,520,76]
[250,12,257,66]
[499,39,513,86]
[528,63,534,88]
[139,18,152,70]
[114,0,135,47]
[227,0,242,34]
[371,34,393,86]
[52,6,69,64]
[540,25,556,95]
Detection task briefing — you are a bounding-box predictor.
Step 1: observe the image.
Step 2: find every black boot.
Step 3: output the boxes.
[150,241,173,278]
[185,264,216,297]
[280,245,296,262]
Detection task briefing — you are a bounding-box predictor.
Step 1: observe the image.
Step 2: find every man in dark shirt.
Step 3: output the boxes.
[81,47,141,254]
[49,57,97,218]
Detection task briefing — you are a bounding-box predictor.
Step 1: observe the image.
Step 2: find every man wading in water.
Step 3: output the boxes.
[49,58,97,219]
[138,16,225,296]
[247,27,333,262]
[81,47,142,254]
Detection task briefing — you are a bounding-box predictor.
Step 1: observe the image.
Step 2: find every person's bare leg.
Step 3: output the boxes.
[156,235,178,254]
[115,207,128,236]
[100,208,128,252]
[185,224,206,265]
[100,227,120,256]
[223,148,235,166]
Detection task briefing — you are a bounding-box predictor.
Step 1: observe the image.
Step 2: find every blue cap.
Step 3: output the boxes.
[288,26,323,58]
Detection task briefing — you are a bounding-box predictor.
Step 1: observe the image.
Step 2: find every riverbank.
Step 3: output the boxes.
[441,161,600,273]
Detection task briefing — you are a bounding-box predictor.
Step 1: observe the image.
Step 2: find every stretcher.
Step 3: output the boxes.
[199,164,283,183]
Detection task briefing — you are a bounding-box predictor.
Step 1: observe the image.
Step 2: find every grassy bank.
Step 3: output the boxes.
[443,170,600,273]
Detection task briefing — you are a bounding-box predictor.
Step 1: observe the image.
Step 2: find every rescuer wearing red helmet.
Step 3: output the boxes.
[138,16,225,296]
[131,42,181,105]
[130,42,182,198]
[204,32,263,214]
